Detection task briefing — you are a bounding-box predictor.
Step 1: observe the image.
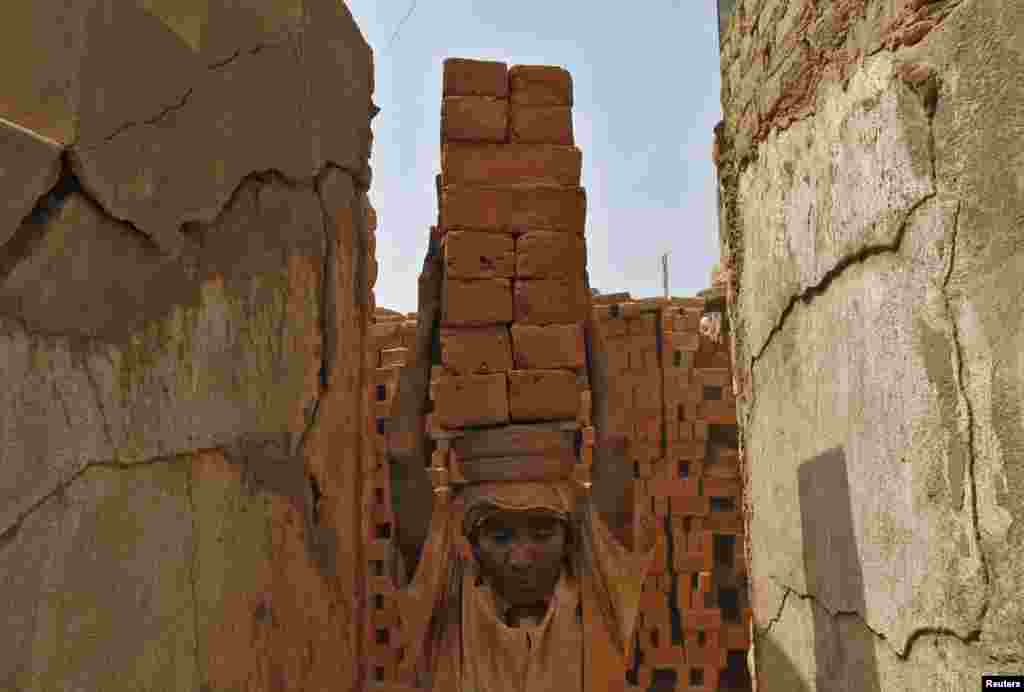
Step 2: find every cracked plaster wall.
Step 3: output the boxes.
[715,0,1024,688]
[0,2,376,691]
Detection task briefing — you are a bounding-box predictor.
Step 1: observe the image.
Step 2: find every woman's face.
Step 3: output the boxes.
[473,510,568,607]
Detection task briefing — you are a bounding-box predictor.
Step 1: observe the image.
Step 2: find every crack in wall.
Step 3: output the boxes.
[937,200,992,616]
[766,577,984,662]
[184,452,203,690]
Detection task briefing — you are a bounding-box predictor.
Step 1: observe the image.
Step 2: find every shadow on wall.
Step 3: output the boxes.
[798,447,882,692]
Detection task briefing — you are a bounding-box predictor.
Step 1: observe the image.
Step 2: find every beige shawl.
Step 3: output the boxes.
[395,481,655,692]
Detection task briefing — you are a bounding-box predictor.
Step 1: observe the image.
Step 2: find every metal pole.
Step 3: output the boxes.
[661,252,670,299]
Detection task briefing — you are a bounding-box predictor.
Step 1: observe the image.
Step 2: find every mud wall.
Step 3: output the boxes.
[715,0,1024,688]
[0,3,375,690]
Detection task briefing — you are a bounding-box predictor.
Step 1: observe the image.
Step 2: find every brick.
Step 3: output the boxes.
[515,230,586,279]
[693,421,709,440]
[509,104,574,144]
[430,373,510,428]
[443,58,508,97]
[723,623,750,650]
[704,478,741,498]
[513,278,588,324]
[693,367,732,387]
[443,230,515,279]
[439,326,513,374]
[697,400,737,424]
[371,321,403,351]
[685,608,722,631]
[509,65,573,105]
[453,422,575,459]
[380,347,410,368]
[508,369,579,421]
[442,143,581,186]
[440,184,586,234]
[442,277,513,326]
[667,441,707,460]
[460,453,576,483]
[666,331,700,353]
[670,495,710,517]
[442,96,508,142]
[510,323,585,369]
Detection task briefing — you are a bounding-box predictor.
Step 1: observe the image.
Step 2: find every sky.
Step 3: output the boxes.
[346,0,724,314]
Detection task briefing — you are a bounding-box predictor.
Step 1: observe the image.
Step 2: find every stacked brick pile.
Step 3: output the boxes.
[591,287,752,691]
[428,58,594,491]
[365,310,418,685]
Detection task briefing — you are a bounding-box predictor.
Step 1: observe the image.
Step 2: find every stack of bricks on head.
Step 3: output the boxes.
[591,285,752,691]
[428,57,594,490]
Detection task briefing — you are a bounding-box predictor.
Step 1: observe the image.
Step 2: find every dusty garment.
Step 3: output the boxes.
[395,481,656,692]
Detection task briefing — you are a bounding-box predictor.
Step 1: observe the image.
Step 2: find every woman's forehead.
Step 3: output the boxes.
[482,510,563,529]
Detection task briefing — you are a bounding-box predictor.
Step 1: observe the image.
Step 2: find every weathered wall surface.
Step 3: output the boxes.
[0,3,375,690]
[715,0,1024,688]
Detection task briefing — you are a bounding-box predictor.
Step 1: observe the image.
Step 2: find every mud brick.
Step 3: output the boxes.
[710,350,732,368]
[693,367,732,388]
[513,277,588,324]
[635,460,655,479]
[510,323,585,369]
[509,65,573,105]
[515,230,586,279]
[685,643,727,669]
[704,460,740,480]
[443,230,515,279]
[666,331,700,353]
[635,666,653,690]
[676,421,695,442]
[371,606,400,629]
[640,585,666,612]
[442,142,582,186]
[442,96,508,142]
[442,277,513,326]
[441,184,586,234]
[631,441,662,464]
[697,400,737,424]
[443,57,508,97]
[371,321,404,351]
[380,347,410,368]
[430,372,510,428]
[704,478,741,499]
[652,495,670,517]
[671,495,710,517]
[372,501,395,524]
[507,369,579,421]
[677,402,699,421]
[460,453,576,483]
[662,478,699,499]
[652,540,669,572]
[440,326,513,374]
[509,104,573,144]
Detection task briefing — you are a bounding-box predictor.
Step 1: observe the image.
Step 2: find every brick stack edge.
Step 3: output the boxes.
[592,282,752,691]
[366,311,418,684]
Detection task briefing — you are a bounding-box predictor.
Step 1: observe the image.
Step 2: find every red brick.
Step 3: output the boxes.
[693,367,732,387]
[509,105,574,144]
[510,323,585,369]
[704,478,741,498]
[685,608,722,631]
[453,422,576,460]
[508,369,579,421]
[515,230,586,278]
[443,58,508,97]
[697,399,737,424]
[439,326,513,374]
[670,495,710,517]
[442,277,513,326]
[459,453,576,483]
[443,230,515,279]
[430,372,510,428]
[380,347,410,368]
[513,278,588,324]
[666,331,701,353]
[509,65,573,105]
[667,441,707,461]
[723,623,750,650]
[442,96,508,142]
[442,143,582,186]
[440,184,586,234]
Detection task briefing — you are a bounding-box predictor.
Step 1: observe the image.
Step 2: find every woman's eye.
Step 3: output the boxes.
[490,531,512,545]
